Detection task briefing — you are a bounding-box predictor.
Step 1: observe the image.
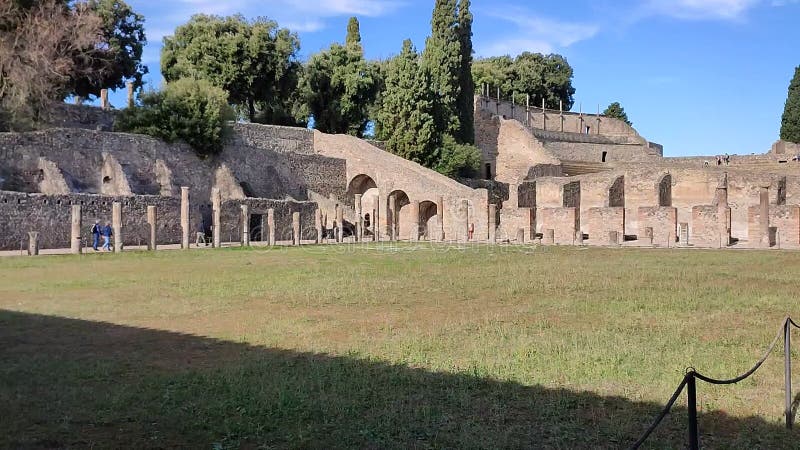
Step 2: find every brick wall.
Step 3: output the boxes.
[585,207,624,241]
[637,207,677,245]
[537,207,577,244]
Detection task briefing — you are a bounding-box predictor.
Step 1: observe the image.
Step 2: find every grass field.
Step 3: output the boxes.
[2,244,800,449]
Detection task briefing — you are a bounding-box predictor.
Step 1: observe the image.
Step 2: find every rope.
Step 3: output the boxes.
[631,316,794,447]
[630,374,689,449]
[692,318,785,385]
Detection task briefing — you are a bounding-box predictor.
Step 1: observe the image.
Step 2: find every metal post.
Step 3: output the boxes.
[786,319,793,429]
[687,373,699,450]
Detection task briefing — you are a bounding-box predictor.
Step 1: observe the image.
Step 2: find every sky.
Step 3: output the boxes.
[109,0,800,157]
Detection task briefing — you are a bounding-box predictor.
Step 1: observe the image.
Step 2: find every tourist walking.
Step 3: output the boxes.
[196,220,207,247]
[90,220,101,251]
[102,222,113,251]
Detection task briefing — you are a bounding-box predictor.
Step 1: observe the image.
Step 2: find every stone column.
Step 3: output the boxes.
[488,204,497,244]
[100,89,109,109]
[716,174,730,247]
[437,196,445,241]
[147,205,157,251]
[126,81,135,108]
[388,195,397,241]
[241,204,250,247]
[28,231,39,256]
[70,204,82,254]
[315,208,323,244]
[211,187,221,248]
[760,184,771,247]
[292,212,301,246]
[377,192,386,241]
[180,187,190,250]
[410,200,420,241]
[543,229,555,245]
[336,205,344,243]
[322,212,328,242]
[462,199,470,242]
[354,193,363,242]
[267,208,275,246]
[112,201,122,253]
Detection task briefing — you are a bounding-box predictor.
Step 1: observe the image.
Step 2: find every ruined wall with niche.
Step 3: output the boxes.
[0,126,346,207]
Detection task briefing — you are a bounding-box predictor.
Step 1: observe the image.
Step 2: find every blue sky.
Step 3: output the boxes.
[111,0,800,157]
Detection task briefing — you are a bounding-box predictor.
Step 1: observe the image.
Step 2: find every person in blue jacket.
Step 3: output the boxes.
[90,220,101,251]
[102,222,113,251]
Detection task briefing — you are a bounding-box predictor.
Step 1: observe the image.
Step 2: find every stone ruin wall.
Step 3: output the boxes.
[0,119,349,250]
[0,191,182,250]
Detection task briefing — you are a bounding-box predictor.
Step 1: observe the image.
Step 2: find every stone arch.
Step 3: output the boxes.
[609,176,625,208]
[419,200,438,240]
[658,173,672,207]
[388,189,410,240]
[347,174,378,197]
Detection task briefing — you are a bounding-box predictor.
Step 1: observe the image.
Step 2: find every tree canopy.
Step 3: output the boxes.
[68,0,148,100]
[602,102,632,126]
[161,14,301,123]
[376,40,438,166]
[781,66,800,144]
[472,52,575,110]
[0,0,104,129]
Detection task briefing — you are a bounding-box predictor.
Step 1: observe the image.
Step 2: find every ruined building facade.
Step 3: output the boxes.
[1,98,799,251]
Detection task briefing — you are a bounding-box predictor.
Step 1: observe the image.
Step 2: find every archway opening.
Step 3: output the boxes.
[419,200,438,240]
[388,190,410,240]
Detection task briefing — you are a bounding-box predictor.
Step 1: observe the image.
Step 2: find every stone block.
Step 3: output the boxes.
[585,207,624,244]
[538,207,577,245]
[637,207,677,246]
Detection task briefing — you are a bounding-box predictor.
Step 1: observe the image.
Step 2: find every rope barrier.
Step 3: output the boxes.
[693,319,784,385]
[631,316,794,448]
[630,374,690,449]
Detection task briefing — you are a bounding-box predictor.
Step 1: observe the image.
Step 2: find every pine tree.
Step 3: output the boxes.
[455,0,474,144]
[345,17,362,54]
[602,102,632,126]
[376,40,438,166]
[421,0,461,138]
[781,66,800,144]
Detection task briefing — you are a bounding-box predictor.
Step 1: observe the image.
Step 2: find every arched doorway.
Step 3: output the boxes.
[419,200,438,240]
[347,174,379,237]
[388,190,410,240]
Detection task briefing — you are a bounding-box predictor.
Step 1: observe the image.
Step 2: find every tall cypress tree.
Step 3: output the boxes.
[781,66,800,144]
[345,17,362,53]
[421,0,461,139]
[377,40,438,166]
[456,0,474,144]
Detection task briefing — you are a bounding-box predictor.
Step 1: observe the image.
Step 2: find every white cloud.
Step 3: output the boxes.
[476,7,599,57]
[641,0,760,20]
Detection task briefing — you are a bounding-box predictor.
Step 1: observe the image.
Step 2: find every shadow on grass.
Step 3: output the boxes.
[0,310,796,449]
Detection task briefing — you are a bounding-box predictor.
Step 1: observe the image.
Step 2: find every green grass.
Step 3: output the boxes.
[1,244,800,448]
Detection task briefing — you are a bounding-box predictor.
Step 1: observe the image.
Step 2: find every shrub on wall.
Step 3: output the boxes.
[435,135,481,178]
[116,78,235,157]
